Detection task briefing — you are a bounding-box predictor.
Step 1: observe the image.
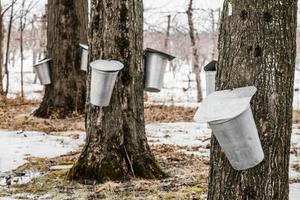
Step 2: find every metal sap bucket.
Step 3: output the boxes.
[194,86,264,170]
[144,48,175,92]
[90,60,124,107]
[33,58,52,85]
[79,44,89,71]
[204,60,217,95]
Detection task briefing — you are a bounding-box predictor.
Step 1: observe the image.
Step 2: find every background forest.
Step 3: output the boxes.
[0,0,300,199]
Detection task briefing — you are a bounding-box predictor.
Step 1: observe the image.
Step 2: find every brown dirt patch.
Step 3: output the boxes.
[0,97,197,132]
[0,96,85,132]
[293,110,300,123]
[144,104,197,123]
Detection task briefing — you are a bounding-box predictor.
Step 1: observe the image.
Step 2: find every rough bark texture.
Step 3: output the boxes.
[208,1,297,200]
[34,0,88,118]
[187,0,203,102]
[68,0,165,183]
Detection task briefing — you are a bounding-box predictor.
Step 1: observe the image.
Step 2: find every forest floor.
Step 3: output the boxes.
[0,97,208,200]
[1,97,300,199]
[0,96,196,132]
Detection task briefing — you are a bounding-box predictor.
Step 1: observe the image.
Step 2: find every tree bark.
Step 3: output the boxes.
[68,0,165,183]
[208,1,297,200]
[34,0,88,118]
[4,0,14,97]
[20,0,25,98]
[187,0,203,102]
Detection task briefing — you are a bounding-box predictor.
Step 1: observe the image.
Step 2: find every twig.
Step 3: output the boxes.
[1,0,17,17]
[202,137,211,142]
[123,146,136,178]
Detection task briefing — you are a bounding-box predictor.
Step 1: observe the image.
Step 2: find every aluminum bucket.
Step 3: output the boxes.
[90,60,124,107]
[80,44,88,71]
[209,106,264,170]
[34,58,52,85]
[144,48,175,92]
[205,71,216,95]
[193,86,264,170]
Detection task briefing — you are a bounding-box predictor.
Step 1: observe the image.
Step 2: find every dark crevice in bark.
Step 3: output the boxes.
[263,12,273,23]
[254,45,262,57]
[240,10,248,21]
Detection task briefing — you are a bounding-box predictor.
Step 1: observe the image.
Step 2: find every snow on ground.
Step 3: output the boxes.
[1,123,300,198]
[146,122,300,199]
[148,64,300,109]
[3,51,44,100]
[290,183,300,200]
[0,130,85,175]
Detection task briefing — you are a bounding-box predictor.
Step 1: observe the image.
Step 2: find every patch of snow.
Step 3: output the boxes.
[146,122,211,147]
[3,50,44,100]
[290,183,300,200]
[49,165,72,171]
[0,131,85,175]
[147,65,300,109]
[290,168,300,180]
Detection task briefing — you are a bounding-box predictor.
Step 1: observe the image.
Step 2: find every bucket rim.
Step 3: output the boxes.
[193,86,257,123]
[144,87,161,93]
[204,60,217,72]
[34,58,52,67]
[79,43,89,50]
[90,59,124,72]
[144,48,175,61]
[208,105,251,125]
[91,68,120,74]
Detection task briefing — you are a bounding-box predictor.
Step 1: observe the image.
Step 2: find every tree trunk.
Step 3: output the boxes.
[34,0,88,118]
[20,0,25,98]
[210,9,218,61]
[208,1,297,200]
[68,0,165,183]
[164,15,171,51]
[4,0,14,97]
[187,0,203,102]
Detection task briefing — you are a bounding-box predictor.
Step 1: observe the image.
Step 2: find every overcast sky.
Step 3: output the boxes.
[1,0,224,15]
[1,0,224,31]
[144,0,223,11]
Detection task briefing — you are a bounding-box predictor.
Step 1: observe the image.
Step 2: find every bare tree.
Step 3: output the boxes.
[209,8,219,60]
[17,0,38,98]
[164,14,171,51]
[187,0,203,102]
[4,0,16,96]
[19,0,25,98]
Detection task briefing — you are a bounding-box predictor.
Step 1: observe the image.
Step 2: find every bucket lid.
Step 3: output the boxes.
[144,48,176,61]
[194,86,257,123]
[34,58,52,67]
[79,43,89,50]
[90,59,124,72]
[204,60,217,71]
